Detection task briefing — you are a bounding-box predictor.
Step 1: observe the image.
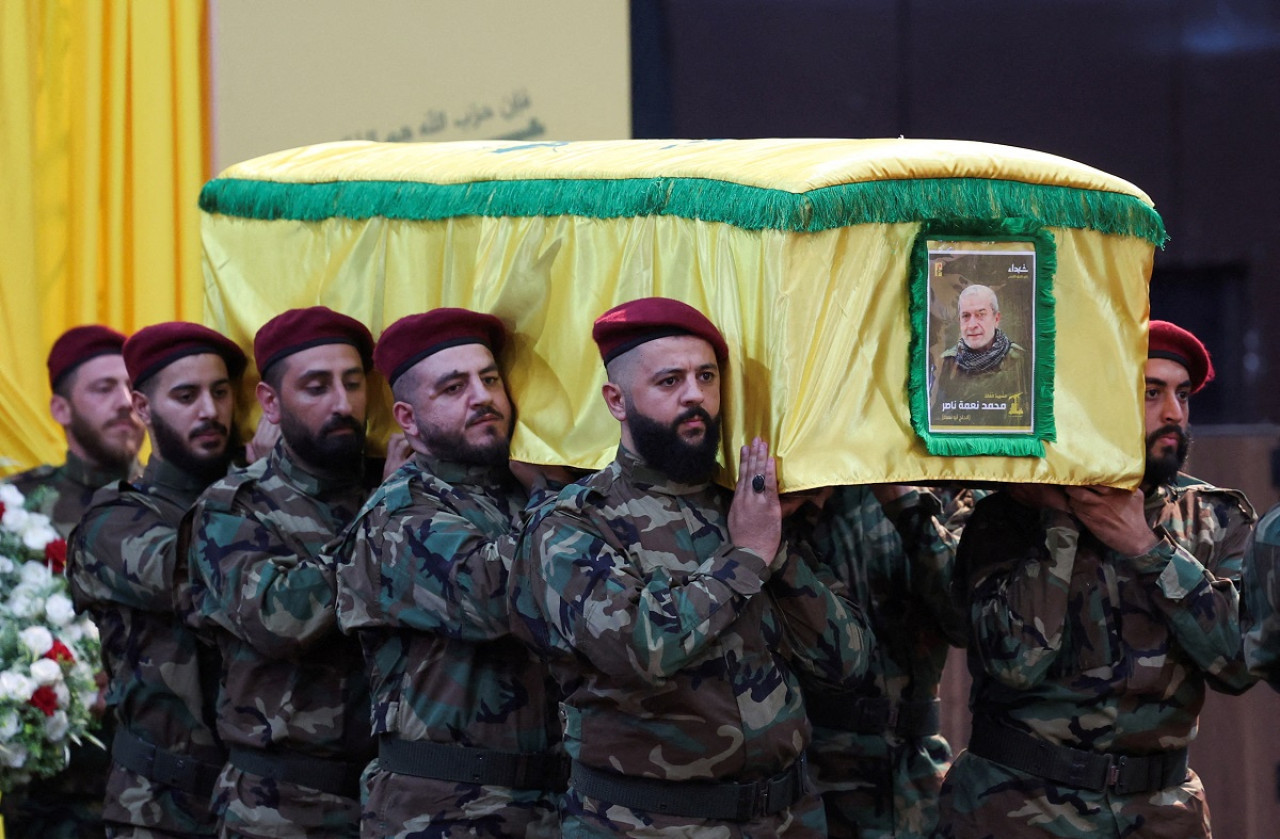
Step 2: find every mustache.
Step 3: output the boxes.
[189,420,228,440]
[673,406,713,427]
[1147,424,1187,446]
[320,415,364,436]
[466,405,505,427]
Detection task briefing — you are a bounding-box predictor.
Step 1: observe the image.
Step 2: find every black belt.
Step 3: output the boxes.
[570,756,808,821]
[227,746,363,799]
[111,727,223,799]
[805,694,942,738]
[378,737,568,790]
[967,717,1189,795]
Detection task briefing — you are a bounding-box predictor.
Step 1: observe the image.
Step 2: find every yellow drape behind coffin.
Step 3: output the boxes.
[201,139,1158,489]
[0,0,208,476]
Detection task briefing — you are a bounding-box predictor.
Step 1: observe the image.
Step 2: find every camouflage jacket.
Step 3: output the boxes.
[68,456,222,835]
[7,450,140,538]
[802,486,973,839]
[335,452,558,751]
[1242,501,1280,686]
[510,447,874,786]
[184,440,373,760]
[961,474,1256,751]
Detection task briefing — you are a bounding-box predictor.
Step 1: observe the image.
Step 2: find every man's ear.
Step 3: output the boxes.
[256,381,282,424]
[391,401,418,439]
[132,391,153,427]
[602,382,627,422]
[50,394,72,427]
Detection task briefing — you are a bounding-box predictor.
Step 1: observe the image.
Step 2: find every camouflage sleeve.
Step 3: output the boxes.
[515,505,772,683]
[336,498,511,640]
[765,541,874,688]
[69,492,180,613]
[1244,505,1280,687]
[1125,491,1256,692]
[962,495,1078,691]
[883,488,967,647]
[187,497,337,658]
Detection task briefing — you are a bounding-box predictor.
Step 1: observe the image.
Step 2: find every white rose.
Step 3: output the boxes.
[1,742,28,773]
[0,483,24,508]
[44,709,69,740]
[0,556,15,574]
[44,593,76,627]
[21,517,57,551]
[19,625,54,657]
[8,585,41,619]
[19,560,52,586]
[54,681,70,706]
[30,658,63,686]
[1,744,28,768]
[79,619,99,643]
[0,671,36,702]
[0,711,19,740]
[2,506,29,533]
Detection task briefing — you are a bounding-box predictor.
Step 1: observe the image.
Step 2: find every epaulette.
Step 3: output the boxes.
[199,459,267,514]
[554,467,609,510]
[86,479,132,509]
[364,467,416,518]
[1169,473,1257,521]
[5,463,58,487]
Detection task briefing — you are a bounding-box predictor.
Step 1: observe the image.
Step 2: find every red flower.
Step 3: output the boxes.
[0,501,6,518]
[44,538,67,574]
[44,640,74,664]
[29,685,59,717]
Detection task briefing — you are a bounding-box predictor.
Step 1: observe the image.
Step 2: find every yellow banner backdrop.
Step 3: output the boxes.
[0,0,209,477]
[200,138,1162,490]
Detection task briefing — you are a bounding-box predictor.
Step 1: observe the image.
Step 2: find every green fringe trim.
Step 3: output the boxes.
[199,175,1167,245]
[907,218,1058,458]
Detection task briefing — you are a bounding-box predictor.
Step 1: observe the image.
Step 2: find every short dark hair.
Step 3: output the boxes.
[390,365,421,405]
[51,368,78,400]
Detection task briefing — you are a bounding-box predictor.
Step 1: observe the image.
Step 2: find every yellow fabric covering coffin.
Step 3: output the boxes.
[199,138,1162,489]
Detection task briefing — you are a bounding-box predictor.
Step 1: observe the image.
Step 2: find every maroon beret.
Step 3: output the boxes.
[253,307,374,378]
[592,298,728,365]
[1149,320,1215,393]
[124,322,248,388]
[47,325,127,390]
[374,308,507,386]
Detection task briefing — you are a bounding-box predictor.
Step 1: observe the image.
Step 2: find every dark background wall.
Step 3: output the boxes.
[632,0,1280,425]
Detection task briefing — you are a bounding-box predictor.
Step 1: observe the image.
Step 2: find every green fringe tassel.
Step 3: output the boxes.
[199,175,1167,246]
[907,218,1057,458]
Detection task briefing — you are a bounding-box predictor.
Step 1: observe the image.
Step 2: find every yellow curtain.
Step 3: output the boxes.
[0,0,209,478]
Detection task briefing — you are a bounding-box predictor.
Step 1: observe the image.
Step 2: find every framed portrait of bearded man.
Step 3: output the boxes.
[909,220,1057,458]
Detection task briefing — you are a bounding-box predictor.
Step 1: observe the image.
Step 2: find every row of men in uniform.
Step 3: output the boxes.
[5,299,1280,839]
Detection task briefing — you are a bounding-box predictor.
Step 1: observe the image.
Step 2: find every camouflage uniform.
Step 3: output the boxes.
[7,450,140,538]
[510,447,875,839]
[802,487,976,839]
[3,451,137,839]
[936,474,1256,838]
[185,441,374,839]
[68,457,224,839]
[334,454,561,839]
[1243,503,1280,685]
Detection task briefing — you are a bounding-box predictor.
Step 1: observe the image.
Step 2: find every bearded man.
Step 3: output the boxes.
[509,297,874,838]
[70,321,247,838]
[7,325,145,536]
[935,320,1256,839]
[2,325,146,838]
[334,308,570,839]
[184,307,382,839]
